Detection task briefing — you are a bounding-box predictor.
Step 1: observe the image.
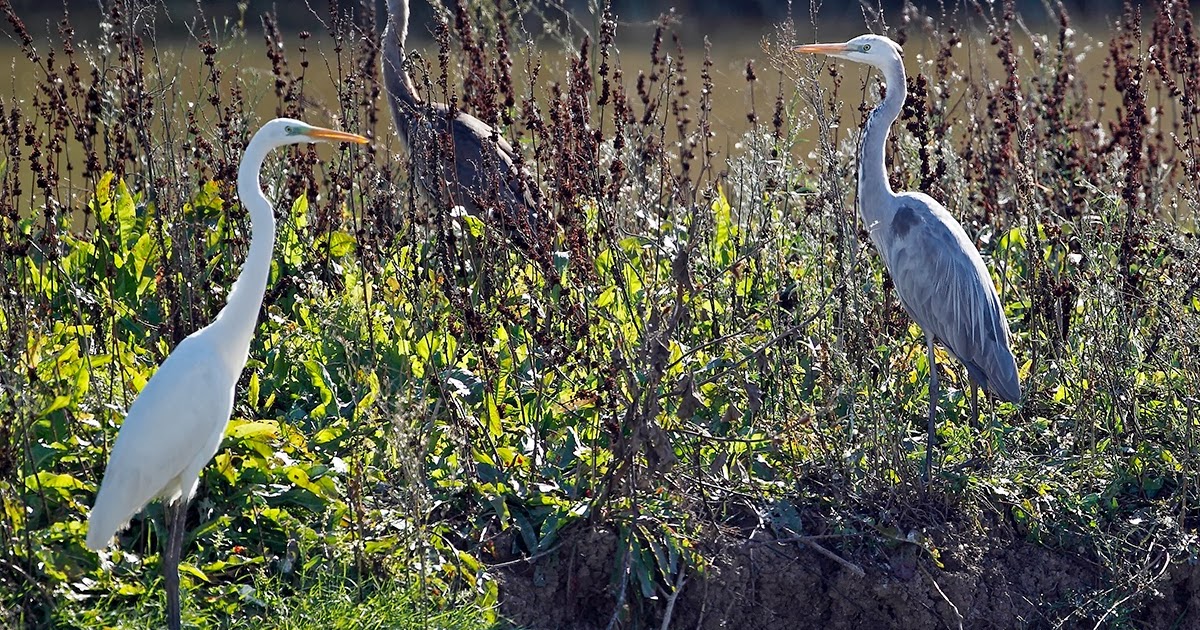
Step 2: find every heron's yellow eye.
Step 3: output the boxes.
[862,44,872,52]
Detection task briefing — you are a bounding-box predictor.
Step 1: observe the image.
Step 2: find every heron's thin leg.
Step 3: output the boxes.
[970,380,980,429]
[967,379,983,468]
[164,500,186,630]
[924,335,939,483]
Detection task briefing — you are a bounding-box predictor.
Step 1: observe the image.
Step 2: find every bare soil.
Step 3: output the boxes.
[494,521,1199,629]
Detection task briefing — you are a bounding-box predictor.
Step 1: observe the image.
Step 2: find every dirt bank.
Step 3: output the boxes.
[495,522,1198,629]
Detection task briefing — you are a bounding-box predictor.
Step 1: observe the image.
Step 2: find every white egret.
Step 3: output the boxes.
[86,118,367,629]
[793,35,1021,481]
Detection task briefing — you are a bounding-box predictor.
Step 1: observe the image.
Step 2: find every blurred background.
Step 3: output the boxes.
[1,0,1172,40]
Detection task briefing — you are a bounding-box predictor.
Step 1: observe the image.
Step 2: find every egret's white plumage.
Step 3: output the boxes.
[794,34,1021,480]
[86,118,367,629]
[86,339,234,550]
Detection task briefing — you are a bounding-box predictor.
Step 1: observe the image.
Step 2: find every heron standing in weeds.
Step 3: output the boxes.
[381,0,545,253]
[793,34,1021,481]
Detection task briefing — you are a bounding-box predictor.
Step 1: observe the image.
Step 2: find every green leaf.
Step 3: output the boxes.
[712,186,734,265]
[213,452,237,486]
[303,360,335,419]
[248,372,260,410]
[284,466,325,497]
[485,393,502,437]
[461,214,486,238]
[114,177,137,245]
[115,583,146,596]
[92,172,114,222]
[178,562,210,583]
[488,495,511,527]
[226,420,279,440]
[317,231,356,258]
[24,471,85,495]
[290,195,309,225]
[37,395,72,419]
[314,426,345,444]
[596,287,617,309]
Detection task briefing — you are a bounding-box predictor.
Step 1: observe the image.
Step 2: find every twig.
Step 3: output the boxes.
[919,563,964,630]
[799,536,865,578]
[767,531,865,578]
[659,563,688,630]
[606,546,632,630]
[483,541,563,570]
[1092,550,1172,630]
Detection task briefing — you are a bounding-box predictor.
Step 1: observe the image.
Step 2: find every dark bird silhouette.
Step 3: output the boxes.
[381,0,545,251]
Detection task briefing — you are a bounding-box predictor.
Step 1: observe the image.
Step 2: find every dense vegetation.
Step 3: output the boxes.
[1,0,1198,627]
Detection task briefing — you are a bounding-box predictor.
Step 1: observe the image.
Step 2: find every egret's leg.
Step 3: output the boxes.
[164,500,186,630]
[924,336,940,483]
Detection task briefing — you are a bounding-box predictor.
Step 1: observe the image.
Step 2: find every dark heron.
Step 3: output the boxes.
[381,0,544,250]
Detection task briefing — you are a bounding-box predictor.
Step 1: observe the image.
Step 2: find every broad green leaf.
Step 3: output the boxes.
[290,195,309,225]
[115,583,146,596]
[485,393,502,437]
[317,231,356,258]
[24,471,84,492]
[303,360,335,419]
[178,562,210,583]
[114,177,137,245]
[314,426,345,444]
[226,420,279,440]
[283,466,324,496]
[37,395,72,418]
[248,372,260,410]
[596,287,617,309]
[461,214,486,238]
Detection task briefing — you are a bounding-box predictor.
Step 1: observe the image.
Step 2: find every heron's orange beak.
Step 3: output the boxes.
[307,127,369,144]
[792,43,853,55]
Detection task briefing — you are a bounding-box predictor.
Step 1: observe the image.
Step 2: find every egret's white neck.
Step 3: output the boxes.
[209,133,277,368]
[857,59,906,230]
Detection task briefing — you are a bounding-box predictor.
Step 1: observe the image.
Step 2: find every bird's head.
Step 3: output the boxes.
[793,34,904,71]
[260,118,369,148]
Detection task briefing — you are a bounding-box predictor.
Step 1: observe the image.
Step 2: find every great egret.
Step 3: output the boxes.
[381,0,544,251]
[793,34,1021,480]
[86,118,368,630]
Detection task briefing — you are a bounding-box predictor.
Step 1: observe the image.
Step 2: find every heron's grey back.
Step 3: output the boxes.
[875,193,1021,403]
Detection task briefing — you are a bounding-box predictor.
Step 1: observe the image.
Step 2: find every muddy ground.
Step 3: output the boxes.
[494,520,1199,629]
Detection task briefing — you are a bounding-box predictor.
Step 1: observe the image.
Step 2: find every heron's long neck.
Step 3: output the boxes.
[210,135,276,367]
[858,60,906,229]
[383,0,420,142]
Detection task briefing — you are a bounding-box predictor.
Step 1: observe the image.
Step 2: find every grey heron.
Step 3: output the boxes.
[86,119,367,630]
[381,0,544,252]
[794,34,1021,481]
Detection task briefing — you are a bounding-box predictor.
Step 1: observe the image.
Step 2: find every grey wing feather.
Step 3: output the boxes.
[880,194,1021,402]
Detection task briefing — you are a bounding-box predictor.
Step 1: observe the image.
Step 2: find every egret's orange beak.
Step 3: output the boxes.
[792,43,853,55]
[307,127,369,144]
